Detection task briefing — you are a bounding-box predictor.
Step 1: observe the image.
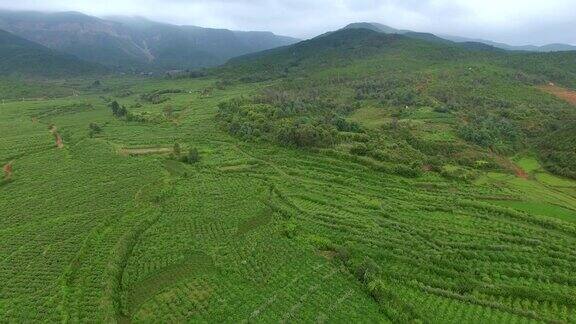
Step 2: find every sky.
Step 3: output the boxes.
[0,0,574,46]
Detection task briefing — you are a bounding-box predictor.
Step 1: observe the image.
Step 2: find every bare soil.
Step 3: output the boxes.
[3,162,13,180]
[538,84,576,106]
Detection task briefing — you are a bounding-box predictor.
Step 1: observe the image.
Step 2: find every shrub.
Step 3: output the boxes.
[109,101,127,118]
[88,122,102,137]
[173,142,181,157]
[281,219,299,238]
[350,143,370,156]
[354,256,381,283]
[184,148,201,164]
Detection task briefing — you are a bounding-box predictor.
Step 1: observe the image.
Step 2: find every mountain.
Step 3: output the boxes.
[343,22,411,34]
[219,28,498,80]
[441,35,576,52]
[0,10,300,71]
[0,28,104,77]
[106,16,300,70]
[344,22,576,53]
[343,22,483,48]
[222,27,575,87]
[0,11,149,70]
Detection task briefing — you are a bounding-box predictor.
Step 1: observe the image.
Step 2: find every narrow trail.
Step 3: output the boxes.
[49,125,64,149]
[2,162,13,180]
[492,154,529,179]
[3,162,13,180]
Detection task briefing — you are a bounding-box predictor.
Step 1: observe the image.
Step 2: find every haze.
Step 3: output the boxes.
[0,0,574,46]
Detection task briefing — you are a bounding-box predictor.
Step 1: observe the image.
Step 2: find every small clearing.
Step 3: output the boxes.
[538,84,576,106]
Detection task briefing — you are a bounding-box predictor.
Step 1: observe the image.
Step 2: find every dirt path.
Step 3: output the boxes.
[492,154,529,179]
[513,165,529,179]
[538,84,576,106]
[3,162,13,180]
[49,125,64,149]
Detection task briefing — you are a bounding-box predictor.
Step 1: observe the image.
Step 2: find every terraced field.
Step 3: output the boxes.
[1,77,575,322]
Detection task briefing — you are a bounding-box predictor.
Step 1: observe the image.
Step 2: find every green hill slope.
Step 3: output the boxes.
[217,28,576,179]
[0,29,105,77]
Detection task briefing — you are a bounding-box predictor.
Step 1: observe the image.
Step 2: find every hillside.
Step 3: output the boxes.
[0,10,299,71]
[218,28,576,179]
[219,28,498,80]
[0,29,104,77]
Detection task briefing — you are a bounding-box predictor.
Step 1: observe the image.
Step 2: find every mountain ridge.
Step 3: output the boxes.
[344,22,576,53]
[0,10,300,71]
[0,28,105,77]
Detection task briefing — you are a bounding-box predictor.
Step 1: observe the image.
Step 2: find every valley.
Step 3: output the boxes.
[1,69,575,322]
[0,10,576,323]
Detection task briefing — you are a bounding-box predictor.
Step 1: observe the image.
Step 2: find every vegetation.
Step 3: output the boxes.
[0,29,105,77]
[1,26,576,323]
[185,147,201,164]
[218,28,576,179]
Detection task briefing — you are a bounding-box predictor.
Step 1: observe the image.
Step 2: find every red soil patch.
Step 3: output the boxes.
[3,162,13,180]
[54,133,64,149]
[514,166,529,179]
[538,84,576,106]
[492,154,529,179]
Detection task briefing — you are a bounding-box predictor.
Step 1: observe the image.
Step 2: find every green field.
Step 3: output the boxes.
[1,74,576,323]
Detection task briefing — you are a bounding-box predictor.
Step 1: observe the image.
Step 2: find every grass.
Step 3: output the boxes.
[491,201,576,224]
[1,75,576,323]
[348,105,391,129]
[513,156,541,173]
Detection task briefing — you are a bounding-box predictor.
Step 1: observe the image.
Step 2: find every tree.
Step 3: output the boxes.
[186,148,201,164]
[89,123,102,137]
[109,101,127,118]
[173,142,181,156]
[110,101,120,116]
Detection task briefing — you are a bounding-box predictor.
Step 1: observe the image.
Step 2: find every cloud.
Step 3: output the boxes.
[0,0,574,45]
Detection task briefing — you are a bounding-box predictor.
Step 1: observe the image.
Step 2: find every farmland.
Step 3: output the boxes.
[1,72,575,322]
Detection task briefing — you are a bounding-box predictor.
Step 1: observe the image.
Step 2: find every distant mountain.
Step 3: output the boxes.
[0,28,104,77]
[344,22,500,53]
[344,22,575,53]
[106,16,300,70]
[0,10,300,71]
[343,22,411,34]
[343,22,476,48]
[441,35,576,52]
[0,11,150,70]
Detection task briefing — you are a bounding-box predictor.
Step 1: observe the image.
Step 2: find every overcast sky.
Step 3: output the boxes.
[0,0,574,45]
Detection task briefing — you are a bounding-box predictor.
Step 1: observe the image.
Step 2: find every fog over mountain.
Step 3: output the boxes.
[0,0,574,46]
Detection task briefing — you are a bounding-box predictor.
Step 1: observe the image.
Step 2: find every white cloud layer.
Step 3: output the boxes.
[0,0,574,45]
